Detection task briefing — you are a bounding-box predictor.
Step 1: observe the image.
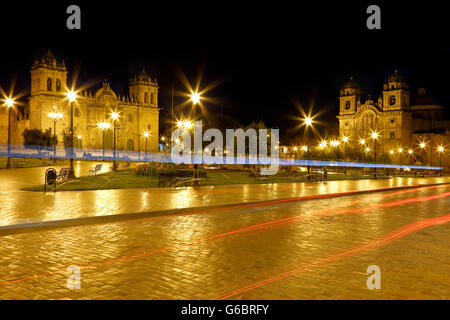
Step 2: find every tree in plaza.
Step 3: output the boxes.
[22,128,57,152]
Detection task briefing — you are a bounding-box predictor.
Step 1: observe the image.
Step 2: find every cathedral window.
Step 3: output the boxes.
[389,96,396,105]
[390,132,395,139]
[56,79,61,91]
[345,101,350,110]
[144,92,148,103]
[47,78,52,91]
[147,124,151,130]
[151,93,155,104]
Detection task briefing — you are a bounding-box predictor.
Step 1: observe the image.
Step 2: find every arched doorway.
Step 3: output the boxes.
[127,139,134,151]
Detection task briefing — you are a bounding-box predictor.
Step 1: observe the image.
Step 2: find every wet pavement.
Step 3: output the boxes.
[1,161,450,227]
[0,183,449,299]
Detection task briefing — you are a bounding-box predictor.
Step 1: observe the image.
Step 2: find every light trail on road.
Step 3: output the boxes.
[1,184,448,288]
[212,212,450,300]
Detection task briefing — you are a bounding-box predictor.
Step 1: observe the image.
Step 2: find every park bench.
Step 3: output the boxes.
[89,164,103,176]
[56,167,71,183]
[11,158,27,168]
[109,162,119,171]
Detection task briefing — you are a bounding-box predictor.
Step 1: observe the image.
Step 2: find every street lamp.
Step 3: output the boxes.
[66,89,77,178]
[48,110,63,161]
[190,92,201,186]
[303,116,313,181]
[371,132,379,178]
[438,145,444,175]
[111,111,119,169]
[398,147,403,167]
[98,121,110,159]
[143,131,149,160]
[419,141,426,165]
[3,97,14,168]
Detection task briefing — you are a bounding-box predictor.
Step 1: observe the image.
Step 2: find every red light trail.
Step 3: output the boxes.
[212,212,450,300]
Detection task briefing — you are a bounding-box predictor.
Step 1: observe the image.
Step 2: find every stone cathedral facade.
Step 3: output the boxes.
[337,70,448,153]
[1,50,160,153]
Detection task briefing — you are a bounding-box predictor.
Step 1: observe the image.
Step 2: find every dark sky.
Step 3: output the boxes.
[1,1,450,139]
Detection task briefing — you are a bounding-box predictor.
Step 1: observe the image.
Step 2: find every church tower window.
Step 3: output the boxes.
[151,93,155,104]
[47,78,52,91]
[389,96,396,105]
[56,79,61,91]
[345,101,350,109]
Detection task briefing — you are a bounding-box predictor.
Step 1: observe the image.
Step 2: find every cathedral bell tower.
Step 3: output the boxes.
[128,68,158,106]
[29,50,68,130]
[382,69,410,110]
[339,76,362,115]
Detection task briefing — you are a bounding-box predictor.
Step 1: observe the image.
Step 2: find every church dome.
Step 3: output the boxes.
[383,69,409,90]
[340,76,362,96]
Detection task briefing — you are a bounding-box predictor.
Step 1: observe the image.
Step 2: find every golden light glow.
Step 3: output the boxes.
[303,116,313,126]
[177,119,193,130]
[371,131,379,139]
[77,135,82,139]
[111,111,119,121]
[175,138,180,144]
[365,147,370,152]
[5,97,14,108]
[301,145,308,152]
[360,139,365,145]
[283,147,288,153]
[419,142,426,149]
[97,121,110,130]
[319,140,328,148]
[342,136,349,143]
[48,111,63,120]
[398,147,403,153]
[390,150,394,155]
[191,92,200,104]
[293,146,298,151]
[408,149,413,154]
[143,131,149,138]
[67,90,77,103]
[438,146,444,153]
[161,136,166,141]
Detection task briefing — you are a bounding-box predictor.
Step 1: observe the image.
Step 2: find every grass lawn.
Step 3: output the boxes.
[0,157,67,169]
[22,169,377,192]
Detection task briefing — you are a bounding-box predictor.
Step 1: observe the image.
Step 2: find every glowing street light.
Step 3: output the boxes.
[398,147,403,166]
[365,147,371,152]
[342,136,349,172]
[437,145,445,175]
[390,150,394,155]
[371,131,379,178]
[191,92,200,105]
[301,145,308,152]
[66,89,78,178]
[143,131,149,160]
[360,139,366,145]
[303,116,313,127]
[3,97,15,168]
[110,111,120,168]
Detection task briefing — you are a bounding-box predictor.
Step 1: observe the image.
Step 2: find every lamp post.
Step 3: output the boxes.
[143,131,149,160]
[191,92,201,187]
[419,142,426,166]
[342,136,349,173]
[111,111,119,169]
[98,121,110,159]
[48,110,63,162]
[438,145,444,176]
[371,132,379,178]
[67,90,77,178]
[398,147,403,173]
[4,98,14,169]
[303,116,313,181]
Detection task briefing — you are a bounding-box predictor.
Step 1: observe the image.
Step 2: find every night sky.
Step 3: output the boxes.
[1,1,449,141]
